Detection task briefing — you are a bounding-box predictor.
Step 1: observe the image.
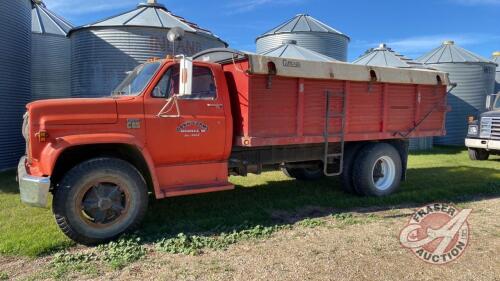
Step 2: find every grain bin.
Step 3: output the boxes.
[353,44,433,151]
[32,0,73,100]
[493,52,500,94]
[259,40,337,62]
[70,0,227,98]
[416,41,496,146]
[0,0,31,171]
[256,14,349,62]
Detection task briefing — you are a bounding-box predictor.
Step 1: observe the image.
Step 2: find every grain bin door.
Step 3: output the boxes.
[144,63,228,169]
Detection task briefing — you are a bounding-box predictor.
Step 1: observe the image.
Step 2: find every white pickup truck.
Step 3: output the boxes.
[465,94,500,160]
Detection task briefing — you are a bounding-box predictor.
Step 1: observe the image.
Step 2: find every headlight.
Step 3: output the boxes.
[468,125,478,136]
[480,117,492,139]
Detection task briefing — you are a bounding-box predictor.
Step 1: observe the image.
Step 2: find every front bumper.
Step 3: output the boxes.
[465,138,500,151]
[17,156,50,208]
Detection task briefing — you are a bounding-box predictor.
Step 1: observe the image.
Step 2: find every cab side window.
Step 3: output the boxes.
[152,65,179,98]
[152,65,216,100]
[190,66,216,100]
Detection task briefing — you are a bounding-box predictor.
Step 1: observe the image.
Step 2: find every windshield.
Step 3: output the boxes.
[112,62,161,96]
[494,95,500,110]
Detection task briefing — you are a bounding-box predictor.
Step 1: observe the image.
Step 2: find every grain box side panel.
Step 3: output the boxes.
[302,79,344,136]
[347,82,383,134]
[386,84,416,132]
[416,85,447,133]
[249,75,298,138]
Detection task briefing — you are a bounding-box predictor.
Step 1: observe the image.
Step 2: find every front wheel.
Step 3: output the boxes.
[53,158,149,245]
[468,148,489,161]
[352,143,402,197]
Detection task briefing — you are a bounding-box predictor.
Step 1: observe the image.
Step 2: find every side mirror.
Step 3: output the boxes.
[178,56,193,96]
[486,95,493,111]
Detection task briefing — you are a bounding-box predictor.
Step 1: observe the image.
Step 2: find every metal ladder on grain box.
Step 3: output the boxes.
[323,90,346,176]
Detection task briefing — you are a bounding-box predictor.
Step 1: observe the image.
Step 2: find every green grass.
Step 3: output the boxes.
[0,147,499,258]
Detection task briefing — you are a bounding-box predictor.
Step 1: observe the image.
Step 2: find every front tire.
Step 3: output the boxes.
[352,143,402,197]
[53,158,149,245]
[468,148,489,161]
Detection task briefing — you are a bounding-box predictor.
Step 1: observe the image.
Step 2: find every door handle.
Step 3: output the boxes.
[207,103,223,108]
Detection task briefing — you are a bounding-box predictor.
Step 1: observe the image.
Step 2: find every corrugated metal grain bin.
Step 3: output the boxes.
[353,44,433,151]
[69,0,227,98]
[32,0,73,100]
[259,40,337,62]
[0,0,32,171]
[494,52,500,94]
[416,41,497,146]
[256,14,349,62]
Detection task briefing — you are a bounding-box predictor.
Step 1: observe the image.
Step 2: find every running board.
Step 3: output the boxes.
[162,183,234,198]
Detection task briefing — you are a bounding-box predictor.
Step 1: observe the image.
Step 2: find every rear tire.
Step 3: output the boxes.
[282,162,324,181]
[468,148,489,161]
[340,143,364,195]
[352,143,402,197]
[53,158,149,245]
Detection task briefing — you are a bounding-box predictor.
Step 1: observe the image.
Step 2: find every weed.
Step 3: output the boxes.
[49,237,147,277]
[297,218,326,228]
[97,237,147,270]
[331,213,379,228]
[0,272,8,280]
[155,225,286,255]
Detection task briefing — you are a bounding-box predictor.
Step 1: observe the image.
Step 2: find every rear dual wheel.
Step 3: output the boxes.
[352,143,402,197]
[53,158,149,245]
[281,162,324,181]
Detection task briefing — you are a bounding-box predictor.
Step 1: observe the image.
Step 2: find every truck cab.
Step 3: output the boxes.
[465,94,500,160]
[18,57,235,244]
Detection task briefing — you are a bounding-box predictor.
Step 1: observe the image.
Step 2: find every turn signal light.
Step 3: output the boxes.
[36,130,49,142]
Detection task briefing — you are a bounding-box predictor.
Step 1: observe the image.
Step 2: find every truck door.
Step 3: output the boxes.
[144,63,229,189]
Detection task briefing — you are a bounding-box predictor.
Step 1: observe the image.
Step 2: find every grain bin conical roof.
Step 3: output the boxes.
[416,41,492,64]
[259,40,337,62]
[69,0,226,44]
[258,14,349,39]
[353,43,413,68]
[493,51,500,67]
[31,0,73,36]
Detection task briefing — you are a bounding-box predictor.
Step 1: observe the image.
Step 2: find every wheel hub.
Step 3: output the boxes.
[81,183,127,225]
[98,198,113,210]
[371,156,396,191]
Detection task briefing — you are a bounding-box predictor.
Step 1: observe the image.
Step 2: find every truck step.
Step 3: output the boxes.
[326,153,343,158]
[162,182,234,198]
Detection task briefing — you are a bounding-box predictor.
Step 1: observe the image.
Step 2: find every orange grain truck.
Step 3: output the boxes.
[18,49,450,244]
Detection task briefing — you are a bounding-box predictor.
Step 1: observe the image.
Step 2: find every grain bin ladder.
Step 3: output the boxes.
[323,90,346,176]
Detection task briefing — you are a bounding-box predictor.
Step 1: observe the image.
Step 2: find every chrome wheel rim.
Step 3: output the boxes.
[371,156,396,191]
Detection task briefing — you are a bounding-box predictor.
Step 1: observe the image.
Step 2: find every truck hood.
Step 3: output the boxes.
[481,110,500,118]
[27,98,118,126]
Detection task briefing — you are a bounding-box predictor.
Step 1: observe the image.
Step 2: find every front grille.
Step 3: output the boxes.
[491,117,500,140]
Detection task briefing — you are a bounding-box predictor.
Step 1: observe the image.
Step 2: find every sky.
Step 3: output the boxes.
[43,0,500,62]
